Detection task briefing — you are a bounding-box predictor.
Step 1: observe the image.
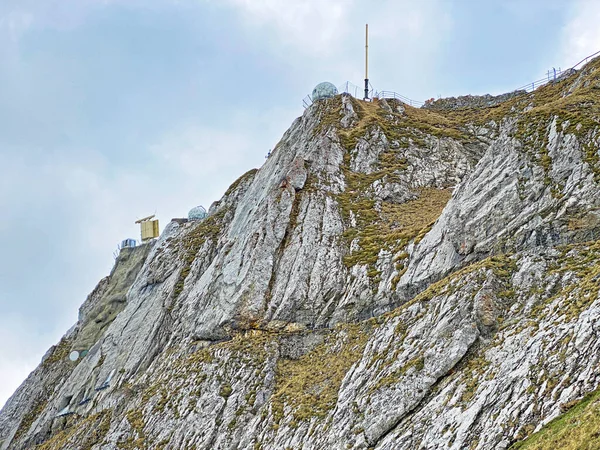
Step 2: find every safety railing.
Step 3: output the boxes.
[510,49,600,93]
[373,91,424,107]
[303,81,416,109]
[516,68,570,92]
[337,81,375,99]
[302,81,371,108]
[571,49,600,71]
[302,49,600,109]
[302,95,313,109]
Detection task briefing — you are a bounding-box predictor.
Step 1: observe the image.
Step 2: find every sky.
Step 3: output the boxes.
[1,0,600,409]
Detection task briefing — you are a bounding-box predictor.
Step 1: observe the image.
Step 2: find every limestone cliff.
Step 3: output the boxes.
[2,56,600,450]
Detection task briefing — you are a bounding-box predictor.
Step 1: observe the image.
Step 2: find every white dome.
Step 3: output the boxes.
[188,205,208,220]
[312,82,338,101]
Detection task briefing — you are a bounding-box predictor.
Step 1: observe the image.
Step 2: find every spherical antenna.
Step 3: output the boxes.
[188,205,208,221]
[312,82,338,102]
[69,351,80,362]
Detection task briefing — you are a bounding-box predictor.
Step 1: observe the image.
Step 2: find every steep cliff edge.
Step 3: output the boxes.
[2,56,600,450]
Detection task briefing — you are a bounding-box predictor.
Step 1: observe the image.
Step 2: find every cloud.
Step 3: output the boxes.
[219,0,451,61]
[0,11,34,42]
[559,1,600,67]
[0,0,175,48]
[217,0,452,101]
[151,125,255,177]
[222,0,349,54]
[150,107,296,179]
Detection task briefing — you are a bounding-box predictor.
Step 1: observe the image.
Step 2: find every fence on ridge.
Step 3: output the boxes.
[302,49,600,109]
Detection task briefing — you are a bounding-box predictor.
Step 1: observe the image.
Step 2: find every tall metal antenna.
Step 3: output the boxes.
[364,23,369,100]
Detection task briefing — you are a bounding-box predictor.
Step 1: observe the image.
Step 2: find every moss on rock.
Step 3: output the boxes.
[270,324,369,423]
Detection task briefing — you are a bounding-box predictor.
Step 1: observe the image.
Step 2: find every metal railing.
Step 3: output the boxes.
[302,95,313,109]
[338,81,376,99]
[373,91,424,107]
[499,49,600,94]
[515,68,572,92]
[303,81,419,109]
[302,49,600,109]
[572,50,600,68]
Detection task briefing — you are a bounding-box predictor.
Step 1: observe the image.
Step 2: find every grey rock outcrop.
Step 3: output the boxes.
[2,56,600,450]
[423,90,527,111]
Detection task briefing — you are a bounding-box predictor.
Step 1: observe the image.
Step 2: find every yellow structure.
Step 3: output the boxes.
[135,215,160,242]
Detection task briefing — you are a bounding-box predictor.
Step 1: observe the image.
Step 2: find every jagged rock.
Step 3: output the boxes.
[424,90,527,111]
[74,244,153,352]
[3,56,600,450]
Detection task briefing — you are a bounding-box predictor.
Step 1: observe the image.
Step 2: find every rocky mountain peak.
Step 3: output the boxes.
[2,56,600,450]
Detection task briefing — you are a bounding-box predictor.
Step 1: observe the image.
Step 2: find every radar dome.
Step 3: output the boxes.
[312,82,338,101]
[188,205,208,221]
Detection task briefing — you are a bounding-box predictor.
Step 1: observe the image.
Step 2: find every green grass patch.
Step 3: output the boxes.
[510,387,600,450]
[270,324,369,423]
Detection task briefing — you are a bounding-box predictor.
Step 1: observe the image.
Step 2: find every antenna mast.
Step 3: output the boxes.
[364,24,369,100]
[364,23,369,100]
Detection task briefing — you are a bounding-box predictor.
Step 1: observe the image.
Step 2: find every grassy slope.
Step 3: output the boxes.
[511,388,600,450]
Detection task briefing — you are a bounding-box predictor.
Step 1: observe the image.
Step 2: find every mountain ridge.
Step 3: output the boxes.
[2,55,600,449]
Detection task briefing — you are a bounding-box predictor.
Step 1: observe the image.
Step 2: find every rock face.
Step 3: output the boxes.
[423,90,527,111]
[2,57,600,450]
[74,244,154,352]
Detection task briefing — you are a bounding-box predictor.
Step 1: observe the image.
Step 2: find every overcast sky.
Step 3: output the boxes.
[1,0,599,409]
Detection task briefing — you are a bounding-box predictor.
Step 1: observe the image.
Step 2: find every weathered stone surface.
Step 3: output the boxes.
[423,90,527,111]
[74,244,154,352]
[3,56,600,450]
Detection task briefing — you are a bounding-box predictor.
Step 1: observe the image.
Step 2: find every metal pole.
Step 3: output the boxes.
[364,24,369,100]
